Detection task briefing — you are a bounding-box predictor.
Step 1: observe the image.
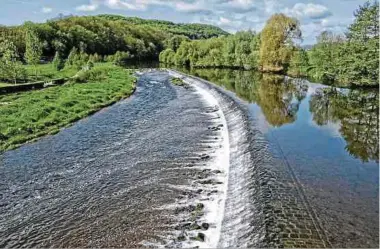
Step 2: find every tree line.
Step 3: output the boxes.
[160,1,379,86]
[0,14,228,84]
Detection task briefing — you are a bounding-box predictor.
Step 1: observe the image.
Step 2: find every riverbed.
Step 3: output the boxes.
[0,69,378,248]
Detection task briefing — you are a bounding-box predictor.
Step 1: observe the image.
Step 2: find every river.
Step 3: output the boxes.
[0,68,378,248]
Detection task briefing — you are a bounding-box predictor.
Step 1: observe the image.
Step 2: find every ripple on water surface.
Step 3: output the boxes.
[0,71,227,247]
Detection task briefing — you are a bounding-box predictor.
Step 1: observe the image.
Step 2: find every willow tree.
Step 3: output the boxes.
[259,14,301,72]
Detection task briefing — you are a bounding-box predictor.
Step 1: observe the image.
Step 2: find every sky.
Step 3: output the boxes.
[0,0,370,44]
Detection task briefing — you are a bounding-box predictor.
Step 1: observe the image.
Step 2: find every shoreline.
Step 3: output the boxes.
[0,64,136,153]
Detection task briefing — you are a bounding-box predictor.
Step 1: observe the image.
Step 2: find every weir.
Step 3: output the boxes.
[170,70,331,248]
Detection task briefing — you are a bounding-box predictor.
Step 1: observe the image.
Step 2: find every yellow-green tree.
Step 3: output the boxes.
[25,28,43,79]
[259,14,301,72]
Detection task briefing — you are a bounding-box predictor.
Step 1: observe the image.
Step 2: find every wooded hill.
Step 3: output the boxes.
[97,14,229,39]
[0,14,228,60]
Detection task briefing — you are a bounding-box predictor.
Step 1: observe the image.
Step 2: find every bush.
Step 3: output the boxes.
[72,66,108,83]
[113,51,132,66]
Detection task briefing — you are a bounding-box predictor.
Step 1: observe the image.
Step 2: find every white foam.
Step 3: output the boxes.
[169,70,231,248]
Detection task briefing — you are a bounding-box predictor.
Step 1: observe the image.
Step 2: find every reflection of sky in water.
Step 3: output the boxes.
[250,87,375,164]
[184,68,379,247]
[181,67,378,164]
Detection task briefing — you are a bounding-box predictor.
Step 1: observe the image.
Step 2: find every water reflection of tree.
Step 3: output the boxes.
[185,68,308,127]
[309,88,379,162]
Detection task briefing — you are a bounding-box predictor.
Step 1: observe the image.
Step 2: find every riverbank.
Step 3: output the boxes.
[0,63,136,152]
[0,64,78,87]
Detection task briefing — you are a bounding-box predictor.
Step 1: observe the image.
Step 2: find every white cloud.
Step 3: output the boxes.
[218,0,256,13]
[76,3,99,12]
[41,7,52,13]
[105,0,147,11]
[285,3,332,20]
[175,1,206,13]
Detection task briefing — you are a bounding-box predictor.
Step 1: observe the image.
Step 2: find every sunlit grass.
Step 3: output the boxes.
[0,63,136,151]
[24,63,78,81]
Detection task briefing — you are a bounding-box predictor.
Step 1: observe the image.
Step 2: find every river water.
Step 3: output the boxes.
[179,68,379,248]
[0,68,378,248]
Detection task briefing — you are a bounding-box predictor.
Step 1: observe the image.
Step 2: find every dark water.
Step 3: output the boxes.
[179,68,379,248]
[0,70,226,247]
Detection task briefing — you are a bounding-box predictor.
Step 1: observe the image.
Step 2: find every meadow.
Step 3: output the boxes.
[0,63,136,151]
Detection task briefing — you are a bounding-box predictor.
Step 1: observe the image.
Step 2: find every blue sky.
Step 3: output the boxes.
[0,0,370,44]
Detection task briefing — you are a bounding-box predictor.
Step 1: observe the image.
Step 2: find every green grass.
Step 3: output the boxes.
[25,63,78,81]
[171,77,186,86]
[0,63,78,86]
[0,83,12,87]
[0,63,136,152]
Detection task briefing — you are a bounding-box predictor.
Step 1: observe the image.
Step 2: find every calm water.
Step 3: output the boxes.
[179,68,379,248]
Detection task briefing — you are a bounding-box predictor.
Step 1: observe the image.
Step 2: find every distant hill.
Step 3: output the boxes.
[97,14,229,39]
[48,13,75,22]
[0,14,228,60]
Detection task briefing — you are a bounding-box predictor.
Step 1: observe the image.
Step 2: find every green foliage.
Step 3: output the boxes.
[64,47,89,70]
[72,64,109,83]
[65,47,79,67]
[0,63,135,151]
[307,1,379,86]
[159,31,261,69]
[259,14,301,72]
[112,51,132,66]
[97,14,229,39]
[288,49,310,77]
[0,39,27,84]
[170,77,185,86]
[22,63,77,82]
[165,35,191,52]
[87,60,94,70]
[25,27,43,79]
[347,1,379,42]
[52,51,64,71]
[159,48,176,64]
[162,1,378,86]
[0,15,227,65]
[308,31,346,81]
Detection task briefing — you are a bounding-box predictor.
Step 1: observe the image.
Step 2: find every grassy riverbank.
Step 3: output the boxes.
[0,64,79,87]
[0,63,136,152]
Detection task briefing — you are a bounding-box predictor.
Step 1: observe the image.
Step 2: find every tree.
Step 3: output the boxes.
[65,47,79,68]
[288,48,310,77]
[308,31,345,82]
[52,51,64,71]
[259,14,302,72]
[342,0,379,85]
[165,35,190,52]
[25,28,43,79]
[0,39,27,84]
[347,0,379,42]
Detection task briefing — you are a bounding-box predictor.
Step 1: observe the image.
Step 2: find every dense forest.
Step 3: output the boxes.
[160,1,379,86]
[0,14,228,83]
[97,15,229,39]
[0,14,227,59]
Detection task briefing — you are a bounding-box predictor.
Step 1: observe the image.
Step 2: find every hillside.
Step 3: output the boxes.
[97,14,229,39]
[0,15,228,60]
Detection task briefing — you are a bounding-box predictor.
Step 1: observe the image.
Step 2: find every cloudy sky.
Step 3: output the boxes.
[0,0,369,44]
